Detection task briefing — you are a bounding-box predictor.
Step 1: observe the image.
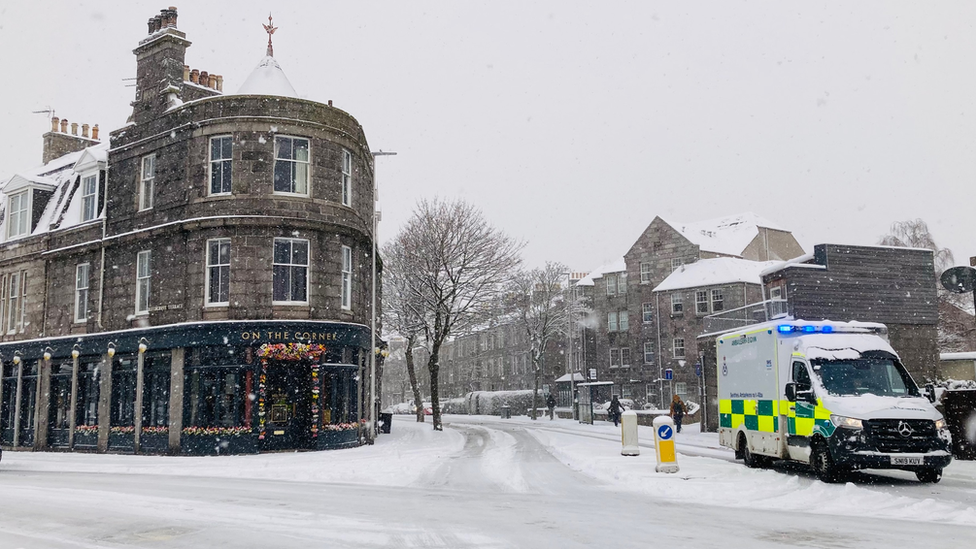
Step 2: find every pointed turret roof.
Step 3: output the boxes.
[237,56,299,98]
[236,14,298,98]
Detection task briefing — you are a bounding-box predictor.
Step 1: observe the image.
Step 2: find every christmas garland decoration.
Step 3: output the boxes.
[256,343,328,441]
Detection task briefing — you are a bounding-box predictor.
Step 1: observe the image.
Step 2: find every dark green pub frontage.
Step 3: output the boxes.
[0,321,371,455]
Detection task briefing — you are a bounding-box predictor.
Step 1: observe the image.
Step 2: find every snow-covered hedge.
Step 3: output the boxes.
[463,390,541,415]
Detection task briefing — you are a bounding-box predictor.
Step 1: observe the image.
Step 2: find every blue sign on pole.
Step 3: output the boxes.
[695,362,702,377]
[657,425,673,440]
[664,368,673,381]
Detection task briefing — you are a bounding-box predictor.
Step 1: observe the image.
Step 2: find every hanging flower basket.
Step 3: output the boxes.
[257,343,327,362]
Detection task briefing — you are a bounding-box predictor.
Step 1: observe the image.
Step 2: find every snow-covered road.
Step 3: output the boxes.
[1,415,974,548]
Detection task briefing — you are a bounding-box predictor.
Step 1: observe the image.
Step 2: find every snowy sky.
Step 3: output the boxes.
[1,1,975,272]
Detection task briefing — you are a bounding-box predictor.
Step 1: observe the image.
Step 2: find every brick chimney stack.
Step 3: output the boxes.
[129,6,190,125]
[41,115,100,164]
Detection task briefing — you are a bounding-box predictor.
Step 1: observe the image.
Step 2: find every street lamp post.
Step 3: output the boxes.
[370,150,396,442]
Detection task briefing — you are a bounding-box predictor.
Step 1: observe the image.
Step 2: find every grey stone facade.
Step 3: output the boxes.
[0,7,378,455]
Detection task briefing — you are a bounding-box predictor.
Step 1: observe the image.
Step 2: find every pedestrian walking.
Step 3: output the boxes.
[607,395,624,427]
[670,394,687,433]
[546,393,557,420]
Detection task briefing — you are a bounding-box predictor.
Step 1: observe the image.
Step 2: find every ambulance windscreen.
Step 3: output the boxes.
[811,356,919,397]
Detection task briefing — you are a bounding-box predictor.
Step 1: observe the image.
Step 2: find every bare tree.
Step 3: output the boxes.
[879,219,954,274]
[387,198,523,430]
[382,243,428,422]
[511,262,570,420]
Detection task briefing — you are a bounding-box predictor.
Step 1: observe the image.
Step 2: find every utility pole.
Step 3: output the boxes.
[369,150,396,442]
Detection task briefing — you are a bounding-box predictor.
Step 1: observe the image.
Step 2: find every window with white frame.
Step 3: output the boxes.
[75,263,90,322]
[642,302,653,323]
[135,250,151,314]
[607,311,618,332]
[206,239,231,305]
[341,245,352,310]
[273,136,310,194]
[609,348,621,367]
[341,149,352,206]
[7,272,22,333]
[618,310,629,332]
[605,274,616,296]
[640,262,652,283]
[711,288,724,312]
[210,136,233,195]
[139,154,155,211]
[81,173,98,222]
[0,274,6,333]
[617,272,627,294]
[620,347,631,366]
[673,337,685,358]
[643,342,655,364]
[7,190,30,239]
[273,238,309,302]
[671,292,683,313]
[675,382,688,396]
[696,290,709,314]
[671,257,684,272]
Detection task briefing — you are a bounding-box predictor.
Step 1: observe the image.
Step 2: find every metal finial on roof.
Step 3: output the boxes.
[263,13,278,57]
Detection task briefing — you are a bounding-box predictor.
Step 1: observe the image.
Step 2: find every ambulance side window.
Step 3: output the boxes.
[792,361,811,387]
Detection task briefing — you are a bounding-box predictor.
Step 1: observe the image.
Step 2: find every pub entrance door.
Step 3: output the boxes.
[262,361,313,450]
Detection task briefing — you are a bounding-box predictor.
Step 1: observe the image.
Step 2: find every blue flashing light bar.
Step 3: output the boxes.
[801,325,816,333]
[821,325,834,333]
[776,323,881,336]
[777,325,794,333]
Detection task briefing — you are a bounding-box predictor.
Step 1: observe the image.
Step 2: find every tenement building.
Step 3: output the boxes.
[0,8,379,455]
[573,213,804,408]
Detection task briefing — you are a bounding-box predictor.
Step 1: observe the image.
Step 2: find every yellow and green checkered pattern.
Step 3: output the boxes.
[786,399,834,437]
[719,399,777,433]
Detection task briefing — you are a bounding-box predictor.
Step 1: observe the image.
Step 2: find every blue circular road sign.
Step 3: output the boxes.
[658,425,673,440]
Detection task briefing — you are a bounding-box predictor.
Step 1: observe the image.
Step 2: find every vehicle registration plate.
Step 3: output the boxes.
[891,456,923,466]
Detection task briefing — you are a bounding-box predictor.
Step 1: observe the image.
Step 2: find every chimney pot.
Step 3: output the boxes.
[60,119,68,133]
[215,75,223,92]
[328,100,333,107]
[183,65,190,81]
[200,71,209,87]
[51,117,59,133]
[190,69,199,84]
[147,18,155,34]
[168,7,178,28]
[71,122,78,136]
[82,124,90,138]
[92,125,100,140]
[153,15,162,32]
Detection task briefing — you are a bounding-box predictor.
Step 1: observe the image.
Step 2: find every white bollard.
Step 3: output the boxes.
[621,410,639,456]
[653,415,680,473]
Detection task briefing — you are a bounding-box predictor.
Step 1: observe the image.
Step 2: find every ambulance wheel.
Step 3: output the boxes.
[916,468,942,484]
[743,443,767,468]
[811,442,843,483]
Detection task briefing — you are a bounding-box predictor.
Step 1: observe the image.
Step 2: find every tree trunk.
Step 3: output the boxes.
[530,354,541,420]
[404,337,424,423]
[428,347,443,431]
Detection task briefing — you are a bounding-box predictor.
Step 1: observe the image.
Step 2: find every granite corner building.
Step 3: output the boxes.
[0,8,381,455]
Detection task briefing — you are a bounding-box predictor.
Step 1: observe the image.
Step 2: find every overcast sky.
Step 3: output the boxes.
[1,1,974,272]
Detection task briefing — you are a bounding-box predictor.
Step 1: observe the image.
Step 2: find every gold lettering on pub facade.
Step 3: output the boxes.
[239,330,337,342]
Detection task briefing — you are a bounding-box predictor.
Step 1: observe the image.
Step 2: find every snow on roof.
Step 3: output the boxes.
[554,373,586,382]
[941,352,976,361]
[667,212,785,257]
[575,258,626,287]
[1,142,109,243]
[801,333,898,361]
[236,56,299,98]
[653,257,779,292]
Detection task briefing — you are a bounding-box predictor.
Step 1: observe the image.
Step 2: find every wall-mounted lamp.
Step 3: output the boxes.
[107,342,116,358]
[138,337,148,354]
[43,347,53,361]
[71,344,80,360]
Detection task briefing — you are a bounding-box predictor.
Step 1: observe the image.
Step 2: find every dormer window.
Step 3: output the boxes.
[81,173,98,222]
[274,136,309,195]
[7,190,30,239]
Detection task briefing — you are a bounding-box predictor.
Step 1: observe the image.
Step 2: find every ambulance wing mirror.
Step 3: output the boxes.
[924,383,937,404]
[785,382,798,402]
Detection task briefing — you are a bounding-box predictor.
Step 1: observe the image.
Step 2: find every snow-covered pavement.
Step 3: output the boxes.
[1,415,974,548]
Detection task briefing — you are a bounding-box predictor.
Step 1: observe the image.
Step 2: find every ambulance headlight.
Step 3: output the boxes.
[830,414,863,429]
[934,418,947,430]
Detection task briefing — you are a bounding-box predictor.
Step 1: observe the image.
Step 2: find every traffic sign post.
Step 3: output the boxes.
[653,415,680,473]
[664,368,673,381]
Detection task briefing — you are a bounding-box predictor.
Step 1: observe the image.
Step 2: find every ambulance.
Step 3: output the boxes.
[716,319,951,483]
